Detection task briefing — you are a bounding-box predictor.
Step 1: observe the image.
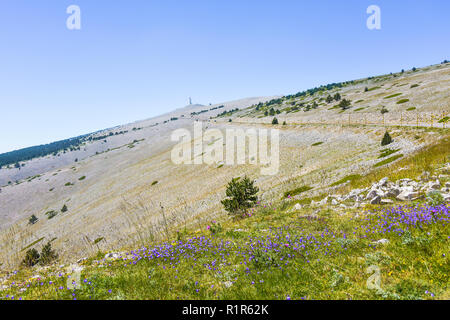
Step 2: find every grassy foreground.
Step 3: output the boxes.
[1,201,449,300]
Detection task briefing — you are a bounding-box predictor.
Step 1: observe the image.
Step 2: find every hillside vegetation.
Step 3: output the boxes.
[0,62,449,300]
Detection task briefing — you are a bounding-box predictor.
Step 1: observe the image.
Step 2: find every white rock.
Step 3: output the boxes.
[381,199,394,205]
[397,191,419,201]
[370,196,381,205]
[319,196,329,206]
[293,203,303,211]
[105,253,120,260]
[379,177,389,187]
[366,189,380,200]
[428,180,441,190]
[373,239,389,245]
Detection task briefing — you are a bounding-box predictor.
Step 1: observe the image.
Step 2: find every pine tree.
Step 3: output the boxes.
[221,176,259,219]
[40,242,58,265]
[381,131,393,146]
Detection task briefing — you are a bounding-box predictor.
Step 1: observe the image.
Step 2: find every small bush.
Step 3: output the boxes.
[381,132,393,146]
[40,242,58,265]
[151,181,158,186]
[61,205,68,213]
[28,215,38,225]
[22,249,40,267]
[272,117,279,125]
[339,99,351,110]
[78,176,86,181]
[426,191,444,206]
[207,221,223,235]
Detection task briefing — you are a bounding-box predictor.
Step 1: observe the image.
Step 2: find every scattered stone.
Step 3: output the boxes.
[386,188,401,197]
[428,180,441,190]
[366,189,380,200]
[379,177,389,187]
[370,196,382,205]
[373,239,389,245]
[381,199,394,205]
[105,253,120,260]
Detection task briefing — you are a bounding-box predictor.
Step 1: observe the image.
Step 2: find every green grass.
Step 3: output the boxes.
[311,142,324,146]
[397,99,410,104]
[374,154,404,168]
[283,186,312,198]
[336,135,450,193]
[406,107,416,111]
[384,93,402,99]
[329,174,362,187]
[367,86,381,91]
[379,148,401,159]
[354,107,365,112]
[94,237,105,245]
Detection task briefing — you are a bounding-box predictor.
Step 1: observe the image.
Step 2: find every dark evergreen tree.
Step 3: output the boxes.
[221,176,259,219]
[381,131,393,146]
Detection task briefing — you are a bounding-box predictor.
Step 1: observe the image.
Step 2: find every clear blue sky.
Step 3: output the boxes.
[0,0,449,153]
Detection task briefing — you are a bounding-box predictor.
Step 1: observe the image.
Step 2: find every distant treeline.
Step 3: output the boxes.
[0,135,88,168]
[0,129,130,168]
